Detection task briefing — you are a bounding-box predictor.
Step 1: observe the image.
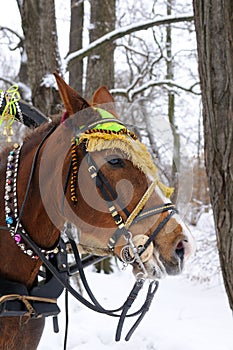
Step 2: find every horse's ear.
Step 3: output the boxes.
[92,86,118,117]
[54,72,90,115]
[92,86,114,104]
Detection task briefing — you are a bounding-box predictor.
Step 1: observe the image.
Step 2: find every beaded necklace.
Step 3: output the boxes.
[4,143,59,259]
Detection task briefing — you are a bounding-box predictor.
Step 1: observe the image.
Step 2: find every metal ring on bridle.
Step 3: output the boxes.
[120,245,136,264]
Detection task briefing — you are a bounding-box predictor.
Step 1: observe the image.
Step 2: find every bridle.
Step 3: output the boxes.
[0,110,178,345]
[84,148,177,276]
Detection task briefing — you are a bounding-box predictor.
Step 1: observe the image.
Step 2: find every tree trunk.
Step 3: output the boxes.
[166,0,180,194]
[85,0,116,98]
[69,0,84,94]
[16,0,29,92]
[193,0,233,309]
[84,0,115,274]
[22,0,61,115]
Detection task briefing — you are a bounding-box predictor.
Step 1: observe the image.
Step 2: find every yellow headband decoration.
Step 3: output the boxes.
[77,108,174,198]
[80,130,158,178]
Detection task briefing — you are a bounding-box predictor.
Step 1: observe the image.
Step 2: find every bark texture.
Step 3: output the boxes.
[193,0,233,309]
[69,0,84,94]
[85,0,116,98]
[22,0,61,115]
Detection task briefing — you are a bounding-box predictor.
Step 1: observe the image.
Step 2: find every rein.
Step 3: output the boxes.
[0,111,177,344]
[0,222,158,342]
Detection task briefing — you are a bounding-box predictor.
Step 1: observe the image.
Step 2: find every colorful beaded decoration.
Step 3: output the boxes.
[4,143,59,259]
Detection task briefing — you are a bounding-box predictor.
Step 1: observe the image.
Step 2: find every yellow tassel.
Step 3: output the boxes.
[9,127,14,136]
[1,126,14,142]
[158,181,174,198]
[0,85,21,142]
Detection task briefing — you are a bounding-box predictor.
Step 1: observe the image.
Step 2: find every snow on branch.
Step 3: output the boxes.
[65,14,194,68]
[110,79,200,101]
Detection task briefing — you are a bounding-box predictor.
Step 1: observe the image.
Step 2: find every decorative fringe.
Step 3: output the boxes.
[70,137,78,204]
[72,110,174,201]
[79,131,158,178]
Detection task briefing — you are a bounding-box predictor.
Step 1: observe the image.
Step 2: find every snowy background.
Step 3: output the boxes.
[0,1,232,349]
[39,276,233,350]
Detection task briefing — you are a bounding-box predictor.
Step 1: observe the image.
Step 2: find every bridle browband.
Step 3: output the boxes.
[0,111,177,344]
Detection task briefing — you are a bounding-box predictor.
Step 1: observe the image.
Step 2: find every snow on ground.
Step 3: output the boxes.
[39,213,233,350]
[39,265,233,350]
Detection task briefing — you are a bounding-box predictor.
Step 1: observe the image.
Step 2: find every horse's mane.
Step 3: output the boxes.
[23,115,61,143]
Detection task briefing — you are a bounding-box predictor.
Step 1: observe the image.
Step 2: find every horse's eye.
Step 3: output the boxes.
[107,158,124,168]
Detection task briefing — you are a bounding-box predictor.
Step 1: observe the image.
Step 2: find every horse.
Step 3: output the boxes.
[0,73,194,349]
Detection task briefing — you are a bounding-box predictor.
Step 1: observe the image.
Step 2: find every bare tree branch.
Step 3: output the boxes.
[65,14,194,68]
[0,26,23,43]
[0,77,15,86]
[110,79,200,101]
[117,43,149,58]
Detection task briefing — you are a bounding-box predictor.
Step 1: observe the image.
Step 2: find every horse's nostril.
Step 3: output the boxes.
[175,241,185,260]
[176,241,184,250]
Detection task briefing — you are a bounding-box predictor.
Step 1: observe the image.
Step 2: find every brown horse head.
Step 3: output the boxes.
[0,74,195,350]
[38,73,194,280]
[0,74,194,286]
